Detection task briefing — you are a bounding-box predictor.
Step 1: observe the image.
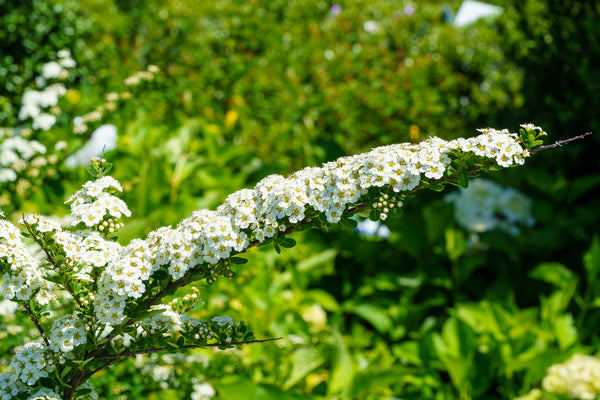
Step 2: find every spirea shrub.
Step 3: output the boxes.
[0,124,547,399]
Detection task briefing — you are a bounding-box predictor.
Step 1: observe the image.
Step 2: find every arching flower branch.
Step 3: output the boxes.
[1,124,590,400]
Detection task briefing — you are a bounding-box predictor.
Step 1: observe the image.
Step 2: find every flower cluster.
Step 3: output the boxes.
[0,218,52,304]
[48,315,88,354]
[65,176,131,228]
[7,339,52,386]
[124,65,160,86]
[0,131,47,184]
[0,128,64,208]
[542,354,600,400]
[19,50,75,132]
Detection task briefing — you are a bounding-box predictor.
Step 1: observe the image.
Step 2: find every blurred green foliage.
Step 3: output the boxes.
[1,0,599,399]
[72,0,527,170]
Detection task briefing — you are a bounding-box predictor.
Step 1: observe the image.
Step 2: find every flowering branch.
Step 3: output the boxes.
[2,123,590,400]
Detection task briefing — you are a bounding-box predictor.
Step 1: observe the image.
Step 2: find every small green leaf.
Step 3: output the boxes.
[583,236,600,281]
[347,303,392,333]
[60,366,72,379]
[273,243,281,254]
[282,346,328,390]
[554,313,577,350]
[529,262,576,289]
[369,208,379,221]
[75,388,92,396]
[390,207,403,218]
[278,237,296,248]
[101,162,114,176]
[457,171,469,188]
[339,216,358,230]
[426,182,445,192]
[230,257,248,265]
[152,269,168,280]
[329,328,354,394]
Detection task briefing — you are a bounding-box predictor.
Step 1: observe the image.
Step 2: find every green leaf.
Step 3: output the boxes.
[583,236,600,281]
[101,162,114,176]
[328,328,354,394]
[390,207,403,218]
[425,181,445,192]
[445,228,466,261]
[339,216,358,230]
[457,171,469,188]
[230,257,248,265]
[432,317,475,388]
[282,346,328,390]
[153,269,168,280]
[60,366,72,379]
[529,262,577,289]
[351,366,428,398]
[346,303,392,333]
[306,289,340,312]
[392,341,422,366]
[273,243,281,254]
[368,208,379,222]
[567,175,600,203]
[297,249,337,273]
[554,313,577,350]
[278,237,296,248]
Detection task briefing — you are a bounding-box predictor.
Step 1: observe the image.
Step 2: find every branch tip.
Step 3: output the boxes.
[531,132,592,154]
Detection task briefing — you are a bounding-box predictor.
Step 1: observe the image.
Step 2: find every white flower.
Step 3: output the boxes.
[41,61,62,80]
[542,354,600,400]
[355,219,391,238]
[49,314,87,353]
[191,383,216,400]
[445,178,534,235]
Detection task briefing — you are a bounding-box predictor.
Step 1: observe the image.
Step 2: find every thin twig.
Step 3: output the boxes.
[22,302,49,346]
[530,132,593,154]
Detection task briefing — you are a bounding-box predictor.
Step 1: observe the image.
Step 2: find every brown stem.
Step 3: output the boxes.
[530,132,592,154]
[22,302,49,346]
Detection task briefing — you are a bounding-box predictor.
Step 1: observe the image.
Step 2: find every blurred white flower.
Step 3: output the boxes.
[363,20,382,33]
[191,382,216,400]
[454,1,502,27]
[41,61,62,80]
[542,354,600,400]
[355,218,391,239]
[445,178,534,235]
[65,124,118,168]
